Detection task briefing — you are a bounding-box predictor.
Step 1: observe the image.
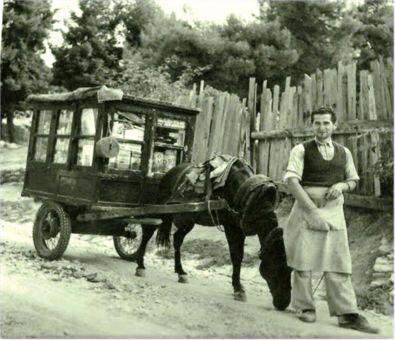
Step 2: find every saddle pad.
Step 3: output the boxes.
[178,154,239,195]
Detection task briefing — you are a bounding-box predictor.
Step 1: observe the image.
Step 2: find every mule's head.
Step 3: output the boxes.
[259,227,292,310]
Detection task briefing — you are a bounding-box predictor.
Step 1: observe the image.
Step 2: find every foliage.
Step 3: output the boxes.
[351,0,393,69]
[259,0,358,83]
[1,0,54,142]
[51,0,123,90]
[1,0,54,113]
[139,13,298,98]
[370,130,393,197]
[107,48,194,102]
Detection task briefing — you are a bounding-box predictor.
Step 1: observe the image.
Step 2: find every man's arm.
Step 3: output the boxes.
[287,178,330,231]
[287,178,318,212]
[325,148,359,200]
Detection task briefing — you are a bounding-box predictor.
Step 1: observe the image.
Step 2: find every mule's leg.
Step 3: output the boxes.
[224,224,246,301]
[135,224,157,277]
[173,223,194,283]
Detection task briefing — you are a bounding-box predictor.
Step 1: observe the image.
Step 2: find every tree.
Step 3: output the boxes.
[351,0,393,69]
[1,0,54,142]
[260,0,357,83]
[51,0,123,90]
[138,14,298,98]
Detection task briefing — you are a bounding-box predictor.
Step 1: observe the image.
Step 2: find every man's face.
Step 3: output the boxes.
[312,113,336,141]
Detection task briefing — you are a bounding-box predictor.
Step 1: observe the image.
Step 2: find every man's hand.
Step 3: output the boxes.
[325,182,345,200]
[305,208,330,231]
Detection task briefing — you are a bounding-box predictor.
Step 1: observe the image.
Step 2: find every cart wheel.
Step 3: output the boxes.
[32,202,72,260]
[113,224,142,261]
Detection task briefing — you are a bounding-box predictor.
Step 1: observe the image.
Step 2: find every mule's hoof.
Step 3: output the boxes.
[234,291,247,302]
[135,268,145,277]
[178,274,188,283]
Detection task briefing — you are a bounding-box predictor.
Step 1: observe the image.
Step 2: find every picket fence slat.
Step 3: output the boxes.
[337,61,346,122]
[379,58,392,119]
[347,62,357,120]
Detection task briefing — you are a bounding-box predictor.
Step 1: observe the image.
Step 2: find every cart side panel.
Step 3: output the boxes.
[139,176,162,205]
[57,173,97,201]
[24,166,58,194]
[97,178,142,205]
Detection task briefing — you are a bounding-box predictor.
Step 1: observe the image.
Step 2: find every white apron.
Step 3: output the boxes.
[284,187,352,274]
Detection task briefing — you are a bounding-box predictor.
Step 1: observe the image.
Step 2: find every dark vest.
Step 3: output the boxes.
[301,139,346,187]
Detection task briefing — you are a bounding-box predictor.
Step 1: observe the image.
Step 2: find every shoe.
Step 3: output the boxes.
[298,309,316,323]
[338,313,379,334]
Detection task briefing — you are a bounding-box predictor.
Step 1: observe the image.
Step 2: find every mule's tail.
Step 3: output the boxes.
[156,216,172,248]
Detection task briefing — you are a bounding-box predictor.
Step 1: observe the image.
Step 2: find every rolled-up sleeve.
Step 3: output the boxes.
[344,147,360,181]
[283,144,305,183]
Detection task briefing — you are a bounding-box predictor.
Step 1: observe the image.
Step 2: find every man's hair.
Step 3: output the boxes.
[311,107,337,124]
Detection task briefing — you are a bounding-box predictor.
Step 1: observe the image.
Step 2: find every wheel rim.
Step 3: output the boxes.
[117,224,142,255]
[38,210,61,251]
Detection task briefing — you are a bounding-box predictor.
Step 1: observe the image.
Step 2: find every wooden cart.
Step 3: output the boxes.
[22,86,227,260]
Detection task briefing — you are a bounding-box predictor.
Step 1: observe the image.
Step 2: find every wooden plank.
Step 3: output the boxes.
[278,184,392,210]
[337,61,346,122]
[286,86,297,128]
[248,78,256,132]
[386,57,393,110]
[310,73,317,110]
[370,59,385,119]
[261,88,273,131]
[222,94,239,154]
[188,83,197,108]
[330,68,338,111]
[350,134,359,180]
[364,133,373,195]
[197,80,205,109]
[89,199,229,218]
[316,69,324,108]
[272,85,280,129]
[192,96,214,163]
[358,70,369,121]
[230,102,241,156]
[279,90,289,129]
[217,93,230,153]
[207,94,226,156]
[303,74,312,127]
[252,83,259,171]
[258,88,272,175]
[250,120,392,140]
[323,68,332,106]
[357,134,367,195]
[343,194,392,211]
[297,85,303,128]
[369,131,381,197]
[245,102,251,163]
[258,140,270,175]
[281,137,292,181]
[347,62,357,121]
[268,139,277,178]
[238,102,248,159]
[379,58,392,120]
[367,74,377,120]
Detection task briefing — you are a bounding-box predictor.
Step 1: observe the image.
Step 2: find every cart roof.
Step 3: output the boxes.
[26,85,200,115]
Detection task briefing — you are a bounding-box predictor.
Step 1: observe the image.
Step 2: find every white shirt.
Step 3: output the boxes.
[283,138,360,183]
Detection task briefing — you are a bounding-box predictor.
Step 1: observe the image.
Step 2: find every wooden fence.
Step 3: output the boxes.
[176,82,251,163]
[177,57,393,209]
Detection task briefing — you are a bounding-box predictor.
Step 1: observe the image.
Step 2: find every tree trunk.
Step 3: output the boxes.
[6,112,15,143]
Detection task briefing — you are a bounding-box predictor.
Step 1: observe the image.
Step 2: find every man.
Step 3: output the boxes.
[283,107,378,334]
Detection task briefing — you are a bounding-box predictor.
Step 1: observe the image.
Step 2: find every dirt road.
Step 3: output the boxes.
[0,182,392,338]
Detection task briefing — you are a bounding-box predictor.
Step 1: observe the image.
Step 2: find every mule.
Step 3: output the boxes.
[133,158,292,310]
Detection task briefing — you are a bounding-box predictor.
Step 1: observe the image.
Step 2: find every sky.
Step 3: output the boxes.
[43,0,260,66]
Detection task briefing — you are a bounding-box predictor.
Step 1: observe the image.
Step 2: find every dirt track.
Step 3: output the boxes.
[0,181,392,338]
